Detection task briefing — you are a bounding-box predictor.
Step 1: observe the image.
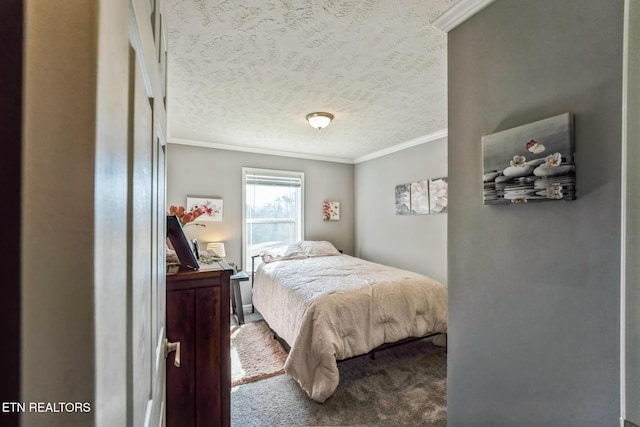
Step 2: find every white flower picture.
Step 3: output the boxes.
[186,197,223,221]
[429,178,448,214]
[411,180,430,215]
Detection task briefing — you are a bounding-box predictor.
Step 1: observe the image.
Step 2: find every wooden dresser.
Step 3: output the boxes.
[166,262,232,427]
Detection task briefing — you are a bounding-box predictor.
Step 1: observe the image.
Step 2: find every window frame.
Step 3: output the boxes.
[241,167,305,271]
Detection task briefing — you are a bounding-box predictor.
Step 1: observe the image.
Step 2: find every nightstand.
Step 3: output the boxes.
[230,270,250,324]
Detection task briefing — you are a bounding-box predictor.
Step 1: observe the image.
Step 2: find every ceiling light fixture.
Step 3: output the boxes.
[306,112,334,130]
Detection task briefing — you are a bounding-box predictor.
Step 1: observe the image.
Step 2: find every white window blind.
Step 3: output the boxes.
[242,168,304,271]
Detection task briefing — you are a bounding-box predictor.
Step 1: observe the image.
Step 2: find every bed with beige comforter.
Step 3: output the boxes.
[251,241,448,403]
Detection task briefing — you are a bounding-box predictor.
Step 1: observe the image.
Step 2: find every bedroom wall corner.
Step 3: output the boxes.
[354,137,447,284]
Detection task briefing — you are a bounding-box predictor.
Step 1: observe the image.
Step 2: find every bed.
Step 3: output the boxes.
[251,240,448,403]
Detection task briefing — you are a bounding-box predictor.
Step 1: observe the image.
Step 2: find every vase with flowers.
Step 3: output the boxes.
[168,204,212,227]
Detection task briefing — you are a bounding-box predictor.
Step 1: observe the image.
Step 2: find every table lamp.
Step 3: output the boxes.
[206,242,226,258]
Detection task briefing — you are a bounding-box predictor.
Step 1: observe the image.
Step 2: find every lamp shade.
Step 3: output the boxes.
[306,112,333,130]
[206,242,226,258]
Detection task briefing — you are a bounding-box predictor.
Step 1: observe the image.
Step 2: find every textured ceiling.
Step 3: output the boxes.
[166,0,454,162]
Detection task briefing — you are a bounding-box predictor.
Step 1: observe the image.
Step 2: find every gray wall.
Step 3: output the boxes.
[624,0,640,423]
[354,138,448,284]
[22,2,98,423]
[447,1,623,426]
[167,144,355,305]
[22,0,131,425]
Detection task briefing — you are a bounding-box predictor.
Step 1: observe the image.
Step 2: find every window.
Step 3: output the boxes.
[242,168,304,271]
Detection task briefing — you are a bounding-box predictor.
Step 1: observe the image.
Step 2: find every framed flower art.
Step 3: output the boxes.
[186,197,223,221]
[322,201,340,221]
[482,112,576,205]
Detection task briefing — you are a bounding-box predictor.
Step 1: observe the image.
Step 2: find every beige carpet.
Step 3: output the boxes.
[231,320,288,387]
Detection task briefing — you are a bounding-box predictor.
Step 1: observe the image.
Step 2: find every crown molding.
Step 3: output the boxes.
[353,129,448,164]
[169,128,448,165]
[167,137,355,164]
[431,0,495,32]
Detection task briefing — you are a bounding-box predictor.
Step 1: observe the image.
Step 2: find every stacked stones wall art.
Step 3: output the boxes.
[482,113,576,205]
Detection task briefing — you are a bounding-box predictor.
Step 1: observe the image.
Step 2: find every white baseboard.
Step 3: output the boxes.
[242,304,253,314]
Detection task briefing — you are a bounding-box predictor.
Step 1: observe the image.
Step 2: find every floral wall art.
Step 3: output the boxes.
[411,180,430,215]
[396,178,448,216]
[186,197,223,221]
[395,183,411,215]
[429,178,448,214]
[322,201,340,220]
[482,112,576,205]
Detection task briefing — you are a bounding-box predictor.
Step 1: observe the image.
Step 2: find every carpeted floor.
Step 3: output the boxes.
[231,329,447,426]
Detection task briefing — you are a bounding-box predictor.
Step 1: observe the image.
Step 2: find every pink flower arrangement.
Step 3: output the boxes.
[168,204,213,226]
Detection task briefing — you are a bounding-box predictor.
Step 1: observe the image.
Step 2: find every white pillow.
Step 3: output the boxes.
[299,240,341,257]
[260,243,308,264]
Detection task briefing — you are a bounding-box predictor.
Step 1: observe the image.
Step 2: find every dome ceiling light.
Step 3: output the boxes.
[306,112,334,130]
